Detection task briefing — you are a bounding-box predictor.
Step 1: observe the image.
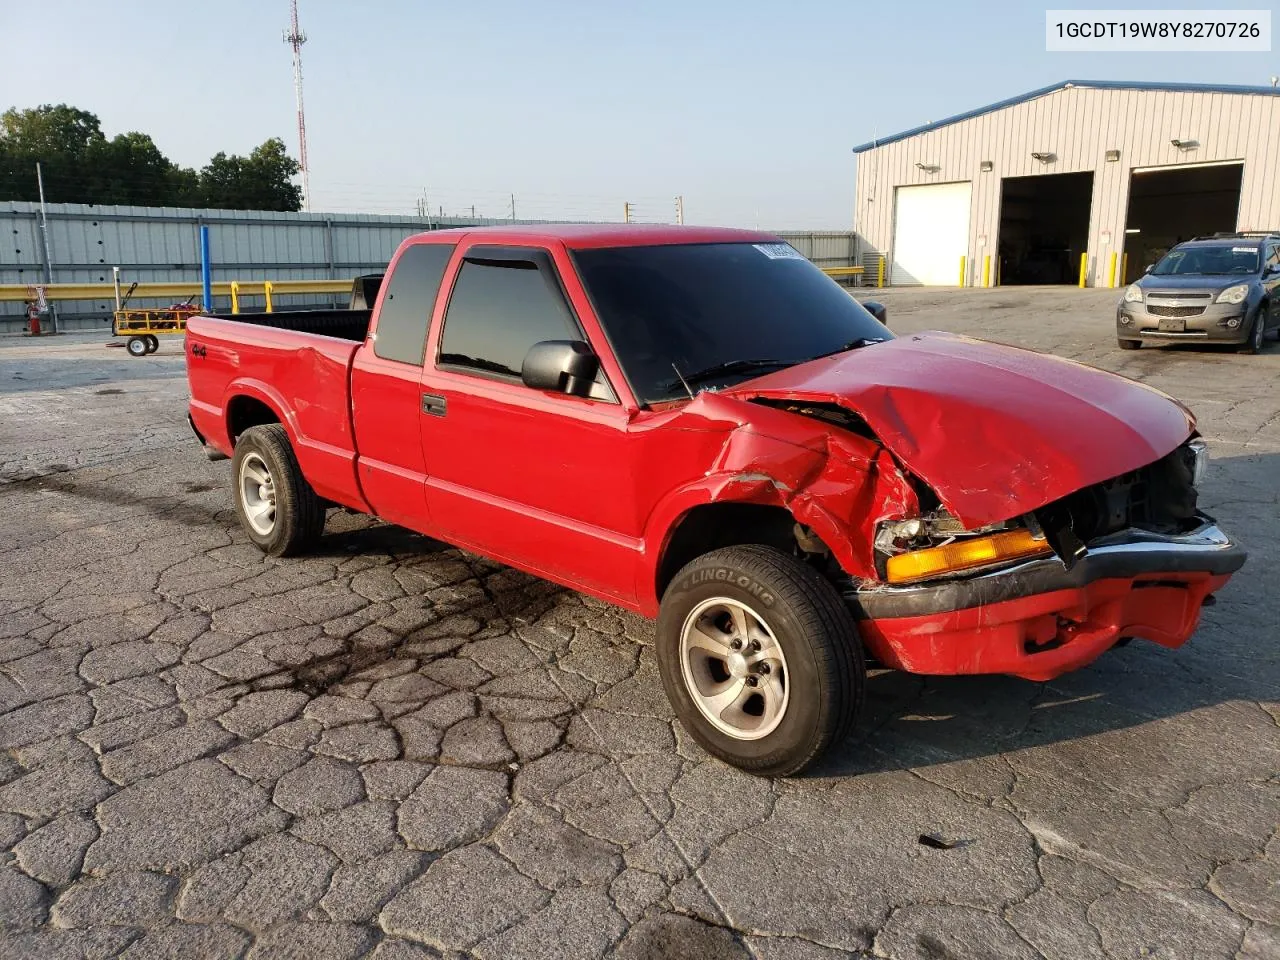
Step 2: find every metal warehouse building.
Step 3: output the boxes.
[853,80,1280,288]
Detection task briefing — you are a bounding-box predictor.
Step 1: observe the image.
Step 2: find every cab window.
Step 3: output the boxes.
[373,243,455,365]
[439,258,579,380]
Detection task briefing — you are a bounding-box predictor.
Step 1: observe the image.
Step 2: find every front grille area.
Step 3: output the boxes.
[1148,305,1206,318]
[1039,443,1200,544]
[1147,291,1211,300]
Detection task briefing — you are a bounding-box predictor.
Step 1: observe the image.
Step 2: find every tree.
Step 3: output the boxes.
[199,139,302,211]
[85,132,183,207]
[0,104,303,211]
[0,104,105,203]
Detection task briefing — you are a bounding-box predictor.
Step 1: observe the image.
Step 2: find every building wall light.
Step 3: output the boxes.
[1170,138,1199,150]
[915,162,941,173]
[1105,149,1121,162]
[980,160,994,172]
[1030,151,1056,163]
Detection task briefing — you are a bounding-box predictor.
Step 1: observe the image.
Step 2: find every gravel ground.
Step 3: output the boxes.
[0,287,1276,960]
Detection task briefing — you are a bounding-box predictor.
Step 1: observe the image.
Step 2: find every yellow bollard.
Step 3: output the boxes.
[1079,252,1088,287]
[982,255,991,288]
[877,257,885,288]
[230,281,240,315]
[1107,252,1118,288]
[263,281,274,314]
[959,255,967,287]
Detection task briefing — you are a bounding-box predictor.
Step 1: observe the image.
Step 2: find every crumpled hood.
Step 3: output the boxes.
[724,331,1195,528]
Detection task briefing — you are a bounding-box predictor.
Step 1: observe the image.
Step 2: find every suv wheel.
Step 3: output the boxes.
[1118,338,1141,350]
[1239,310,1266,354]
[232,424,326,556]
[656,545,864,777]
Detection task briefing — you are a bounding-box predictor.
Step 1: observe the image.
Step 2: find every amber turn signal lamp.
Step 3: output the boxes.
[885,529,1053,584]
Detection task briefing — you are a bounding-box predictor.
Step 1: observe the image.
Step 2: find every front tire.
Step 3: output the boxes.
[1118,338,1141,350]
[231,424,326,556]
[1238,310,1266,354]
[656,545,864,777]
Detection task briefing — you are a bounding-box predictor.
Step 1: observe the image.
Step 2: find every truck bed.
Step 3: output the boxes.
[185,314,370,513]
[220,309,371,343]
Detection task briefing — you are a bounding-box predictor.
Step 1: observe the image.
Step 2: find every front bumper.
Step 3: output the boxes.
[1117,301,1254,343]
[848,517,1245,681]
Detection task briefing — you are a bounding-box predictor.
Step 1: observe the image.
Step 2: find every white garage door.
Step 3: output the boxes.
[892,182,972,286]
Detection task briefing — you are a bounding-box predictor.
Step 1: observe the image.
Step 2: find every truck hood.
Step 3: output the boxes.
[723,331,1195,528]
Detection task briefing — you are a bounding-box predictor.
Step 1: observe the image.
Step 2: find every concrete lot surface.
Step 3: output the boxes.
[0,287,1276,959]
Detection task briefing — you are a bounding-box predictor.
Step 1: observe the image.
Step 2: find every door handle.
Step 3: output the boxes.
[421,393,447,417]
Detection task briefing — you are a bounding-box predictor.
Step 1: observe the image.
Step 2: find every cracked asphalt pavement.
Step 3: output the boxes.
[0,288,1276,960]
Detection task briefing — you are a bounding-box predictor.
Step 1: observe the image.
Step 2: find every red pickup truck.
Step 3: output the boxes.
[186,225,1245,776]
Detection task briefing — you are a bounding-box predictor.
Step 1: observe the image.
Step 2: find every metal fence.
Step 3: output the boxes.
[1,201,859,333]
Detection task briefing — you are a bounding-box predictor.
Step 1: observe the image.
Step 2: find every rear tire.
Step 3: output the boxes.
[126,336,148,357]
[231,424,326,557]
[144,335,159,354]
[1118,338,1141,350]
[656,545,864,777]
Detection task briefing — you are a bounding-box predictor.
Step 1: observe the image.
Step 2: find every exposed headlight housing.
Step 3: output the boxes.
[1123,284,1144,303]
[1216,284,1249,304]
[1186,438,1208,486]
[885,529,1053,584]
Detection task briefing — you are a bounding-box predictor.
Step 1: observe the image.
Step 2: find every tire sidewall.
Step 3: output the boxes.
[657,557,831,770]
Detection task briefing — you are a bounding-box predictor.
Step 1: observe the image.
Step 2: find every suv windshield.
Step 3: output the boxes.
[574,242,891,403]
[1150,244,1260,276]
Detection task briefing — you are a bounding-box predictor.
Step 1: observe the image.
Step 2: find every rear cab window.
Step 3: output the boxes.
[438,246,616,401]
[373,242,455,365]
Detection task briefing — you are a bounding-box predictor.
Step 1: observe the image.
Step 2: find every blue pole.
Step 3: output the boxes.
[199,225,212,313]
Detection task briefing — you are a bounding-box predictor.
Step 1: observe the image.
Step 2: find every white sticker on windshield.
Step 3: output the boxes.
[754,243,805,260]
[1232,246,1257,253]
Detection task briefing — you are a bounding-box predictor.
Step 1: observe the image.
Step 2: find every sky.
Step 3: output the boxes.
[4,0,1278,228]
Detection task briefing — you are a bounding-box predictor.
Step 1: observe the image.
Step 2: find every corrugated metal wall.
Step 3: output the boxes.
[1,202,858,332]
[853,85,1280,286]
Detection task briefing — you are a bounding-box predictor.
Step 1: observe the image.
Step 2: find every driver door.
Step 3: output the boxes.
[418,243,642,605]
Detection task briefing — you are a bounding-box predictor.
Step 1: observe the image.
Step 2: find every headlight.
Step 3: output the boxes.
[1186,438,1208,486]
[1123,284,1144,303]
[1216,284,1249,304]
[885,529,1053,584]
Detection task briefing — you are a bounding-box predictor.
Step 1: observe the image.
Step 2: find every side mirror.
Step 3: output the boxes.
[521,340,600,397]
[1143,264,1154,274]
[861,300,888,326]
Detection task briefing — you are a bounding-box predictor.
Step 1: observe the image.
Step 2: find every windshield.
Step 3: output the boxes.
[1150,244,1260,276]
[573,242,891,404]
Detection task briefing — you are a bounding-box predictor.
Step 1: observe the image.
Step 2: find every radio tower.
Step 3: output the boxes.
[284,0,311,211]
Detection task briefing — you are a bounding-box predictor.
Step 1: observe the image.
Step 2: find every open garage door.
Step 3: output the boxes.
[1121,161,1243,284]
[891,182,970,285]
[998,172,1093,285]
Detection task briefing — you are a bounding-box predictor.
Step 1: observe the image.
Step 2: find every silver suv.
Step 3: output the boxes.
[1116,232,1280,354]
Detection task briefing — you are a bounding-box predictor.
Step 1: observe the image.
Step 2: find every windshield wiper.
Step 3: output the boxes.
[664,358,795,393]
[811,336,887,360]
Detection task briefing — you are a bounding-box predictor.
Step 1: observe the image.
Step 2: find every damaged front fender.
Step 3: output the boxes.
[638,392,921,608]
